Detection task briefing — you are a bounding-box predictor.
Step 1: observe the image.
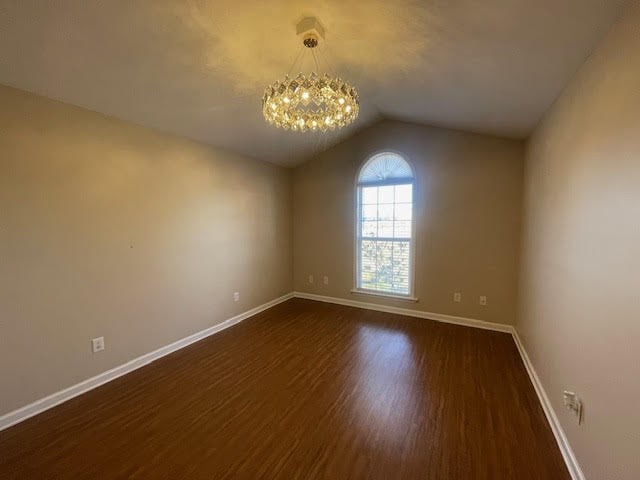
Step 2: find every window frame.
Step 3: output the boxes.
[353,152,418,301]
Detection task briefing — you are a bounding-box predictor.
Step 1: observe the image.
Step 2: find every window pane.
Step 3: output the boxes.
[362,204,377,221]
[394,203,412,221]
[359,239,410,295]
[394,221,411,238]
[362,221,377,237]
[378,185,394,204]
[361,186,378,204]
[376,241,393,290]
[395,184,412,203]
[378,221,394,238]
[361,269,376,285]
[378,204,393,221]
[360,240,377,290]
[392,241,410,293]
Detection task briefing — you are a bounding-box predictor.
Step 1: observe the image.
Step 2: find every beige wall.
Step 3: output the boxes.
[517,4,640,479]
[0,85,292,415]
[293,120,524,326]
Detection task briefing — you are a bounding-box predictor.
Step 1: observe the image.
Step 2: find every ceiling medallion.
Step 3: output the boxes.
[262,17,359,133]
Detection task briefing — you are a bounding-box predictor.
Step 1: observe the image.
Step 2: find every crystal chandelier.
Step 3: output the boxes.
[262,19,359,133]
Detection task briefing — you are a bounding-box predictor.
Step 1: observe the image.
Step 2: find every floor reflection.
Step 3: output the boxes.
[349,323,424,453]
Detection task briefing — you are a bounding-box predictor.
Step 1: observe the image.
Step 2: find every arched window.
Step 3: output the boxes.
[355,152,415,297]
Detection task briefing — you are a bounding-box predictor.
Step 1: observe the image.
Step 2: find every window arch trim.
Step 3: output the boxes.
[357,151,415,187]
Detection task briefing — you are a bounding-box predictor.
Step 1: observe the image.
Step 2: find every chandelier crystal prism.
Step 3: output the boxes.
[262,22,359,133]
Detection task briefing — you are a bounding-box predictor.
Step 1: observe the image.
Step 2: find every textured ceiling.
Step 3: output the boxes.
[0,0,628,166]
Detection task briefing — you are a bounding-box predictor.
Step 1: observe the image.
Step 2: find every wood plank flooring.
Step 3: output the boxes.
[0,298,570,479]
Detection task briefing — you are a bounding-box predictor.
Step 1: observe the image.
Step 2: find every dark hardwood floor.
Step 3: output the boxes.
[0,298,569,479]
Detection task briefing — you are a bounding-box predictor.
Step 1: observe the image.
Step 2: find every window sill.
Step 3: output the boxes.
[350,289,419,302]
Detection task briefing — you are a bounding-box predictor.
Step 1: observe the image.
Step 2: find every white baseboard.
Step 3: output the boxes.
[511,329,584,480]
[0,293,294,432]
[292,291,513,333]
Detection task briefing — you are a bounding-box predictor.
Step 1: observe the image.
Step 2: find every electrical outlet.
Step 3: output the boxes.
[233,292,240,302]
[453,292,462,303]
[91,337,105,353]
[563,391,583,424]
[479,295,488,306]
[308,275,314,284]
[323,276,329,285]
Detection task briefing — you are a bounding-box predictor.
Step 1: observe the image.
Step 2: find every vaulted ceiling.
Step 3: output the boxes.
[0,0,628,166]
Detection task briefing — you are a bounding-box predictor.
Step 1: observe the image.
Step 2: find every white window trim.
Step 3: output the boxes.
[350,288,419,302]
[353,152,417,300]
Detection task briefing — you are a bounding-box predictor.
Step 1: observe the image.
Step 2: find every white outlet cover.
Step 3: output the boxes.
[91,337,105,353]
[563,391,583,424]
[323,276,329,285]
[234,292,240,302]
[454,292,462,302]
[480,296,488,306]
[308,275,314,284]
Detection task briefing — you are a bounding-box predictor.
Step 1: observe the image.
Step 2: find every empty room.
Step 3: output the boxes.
[1,1,638,479]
